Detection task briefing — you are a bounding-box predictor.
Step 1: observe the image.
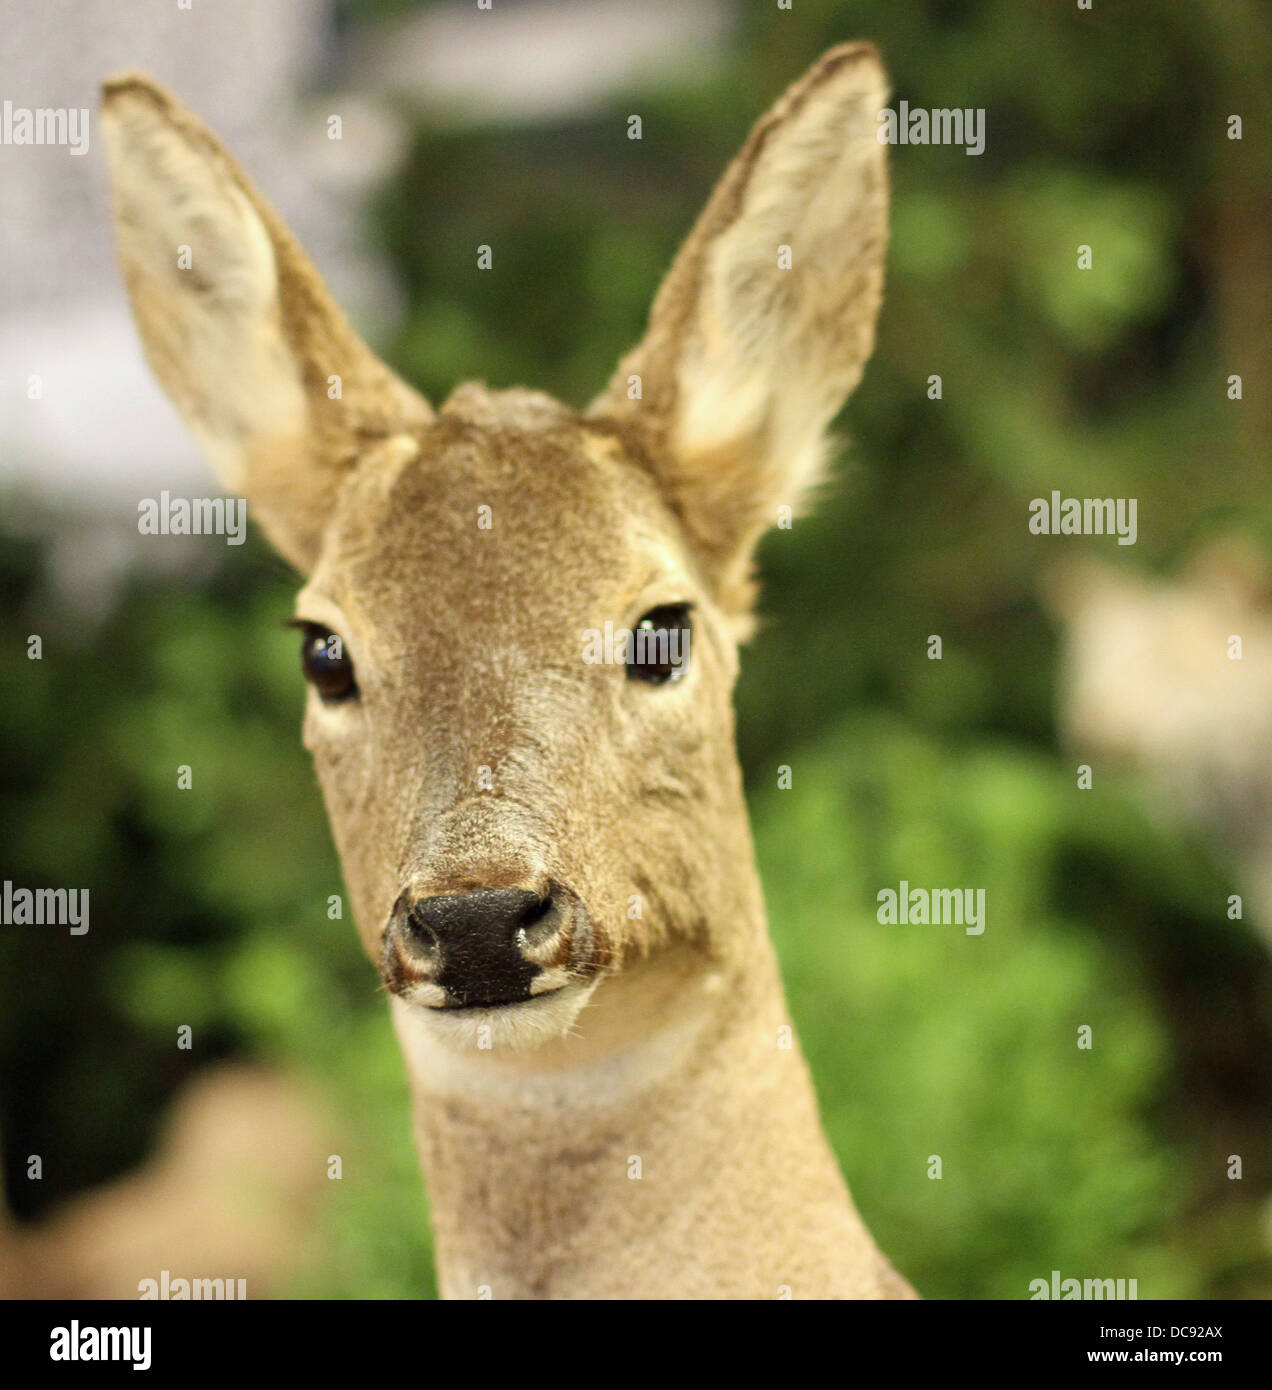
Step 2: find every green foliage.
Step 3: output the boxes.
[754,717,1259,1298]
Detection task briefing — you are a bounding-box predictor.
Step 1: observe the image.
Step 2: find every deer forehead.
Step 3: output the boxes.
[301,388,701,662]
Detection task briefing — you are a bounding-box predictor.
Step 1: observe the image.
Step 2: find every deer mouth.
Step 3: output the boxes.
[428,986,567,1012]
[389,975,600,1054]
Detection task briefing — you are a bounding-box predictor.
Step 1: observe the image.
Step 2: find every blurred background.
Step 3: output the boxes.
[1,0,1271,1299]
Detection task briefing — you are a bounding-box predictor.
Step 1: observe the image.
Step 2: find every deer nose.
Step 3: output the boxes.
[388,886,562,1007]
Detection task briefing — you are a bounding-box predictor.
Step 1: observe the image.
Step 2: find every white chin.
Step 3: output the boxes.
[390,981,596,1054]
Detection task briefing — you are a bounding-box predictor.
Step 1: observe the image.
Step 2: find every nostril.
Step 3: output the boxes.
[404,900,440,952]
[520,895,552,928]
[514,892,561,953]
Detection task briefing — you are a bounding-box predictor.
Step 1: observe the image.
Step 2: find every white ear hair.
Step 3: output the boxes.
[589,44,889,614]
[102,79,310,488]
[101,73,431,572]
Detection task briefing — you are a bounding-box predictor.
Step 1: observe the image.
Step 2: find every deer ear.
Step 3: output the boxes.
[588,44,889,619]
[101,74,432,573]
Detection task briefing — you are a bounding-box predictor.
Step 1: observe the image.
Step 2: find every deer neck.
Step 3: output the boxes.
[390,901,900,1299]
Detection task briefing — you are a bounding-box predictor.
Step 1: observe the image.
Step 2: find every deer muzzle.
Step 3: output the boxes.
[379,882,599,1009]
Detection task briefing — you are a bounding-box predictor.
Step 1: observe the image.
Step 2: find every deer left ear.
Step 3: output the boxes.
[101,73,432,574]
[587,43,889,621]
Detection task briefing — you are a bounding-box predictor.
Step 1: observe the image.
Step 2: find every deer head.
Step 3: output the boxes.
[101,45,888,1055]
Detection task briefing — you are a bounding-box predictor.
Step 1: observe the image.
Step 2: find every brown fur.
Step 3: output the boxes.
[102,43,912,1299]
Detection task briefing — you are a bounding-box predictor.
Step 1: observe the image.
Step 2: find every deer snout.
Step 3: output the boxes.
[380,883,597,1009]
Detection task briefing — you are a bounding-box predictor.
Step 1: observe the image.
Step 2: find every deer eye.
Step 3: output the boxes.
[626,604,692,685]
[293,622,357,702]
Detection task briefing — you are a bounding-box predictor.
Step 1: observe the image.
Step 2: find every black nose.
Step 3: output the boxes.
[396,887,554,1007]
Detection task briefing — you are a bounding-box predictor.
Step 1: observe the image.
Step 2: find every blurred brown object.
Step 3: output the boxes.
[0,1064,329,1300]
[1046,536,1272,938]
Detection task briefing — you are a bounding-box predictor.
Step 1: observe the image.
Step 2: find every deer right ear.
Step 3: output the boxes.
[101,74,432,573]
[588,44,889,622]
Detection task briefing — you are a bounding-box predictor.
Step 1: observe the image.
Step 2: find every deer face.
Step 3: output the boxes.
[102,45,888,1050]
[295,393,749,1046]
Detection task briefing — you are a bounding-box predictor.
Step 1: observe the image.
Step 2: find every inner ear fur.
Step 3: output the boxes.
[101,73,432,573]
[588,43,890,619]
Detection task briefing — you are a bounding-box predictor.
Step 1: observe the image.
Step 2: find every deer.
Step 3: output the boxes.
[101,41,913,1299]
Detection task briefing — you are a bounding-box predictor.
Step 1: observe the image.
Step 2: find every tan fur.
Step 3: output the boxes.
[102,44,912,1299]
[589,44,889,621]
[101,73,431,570]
